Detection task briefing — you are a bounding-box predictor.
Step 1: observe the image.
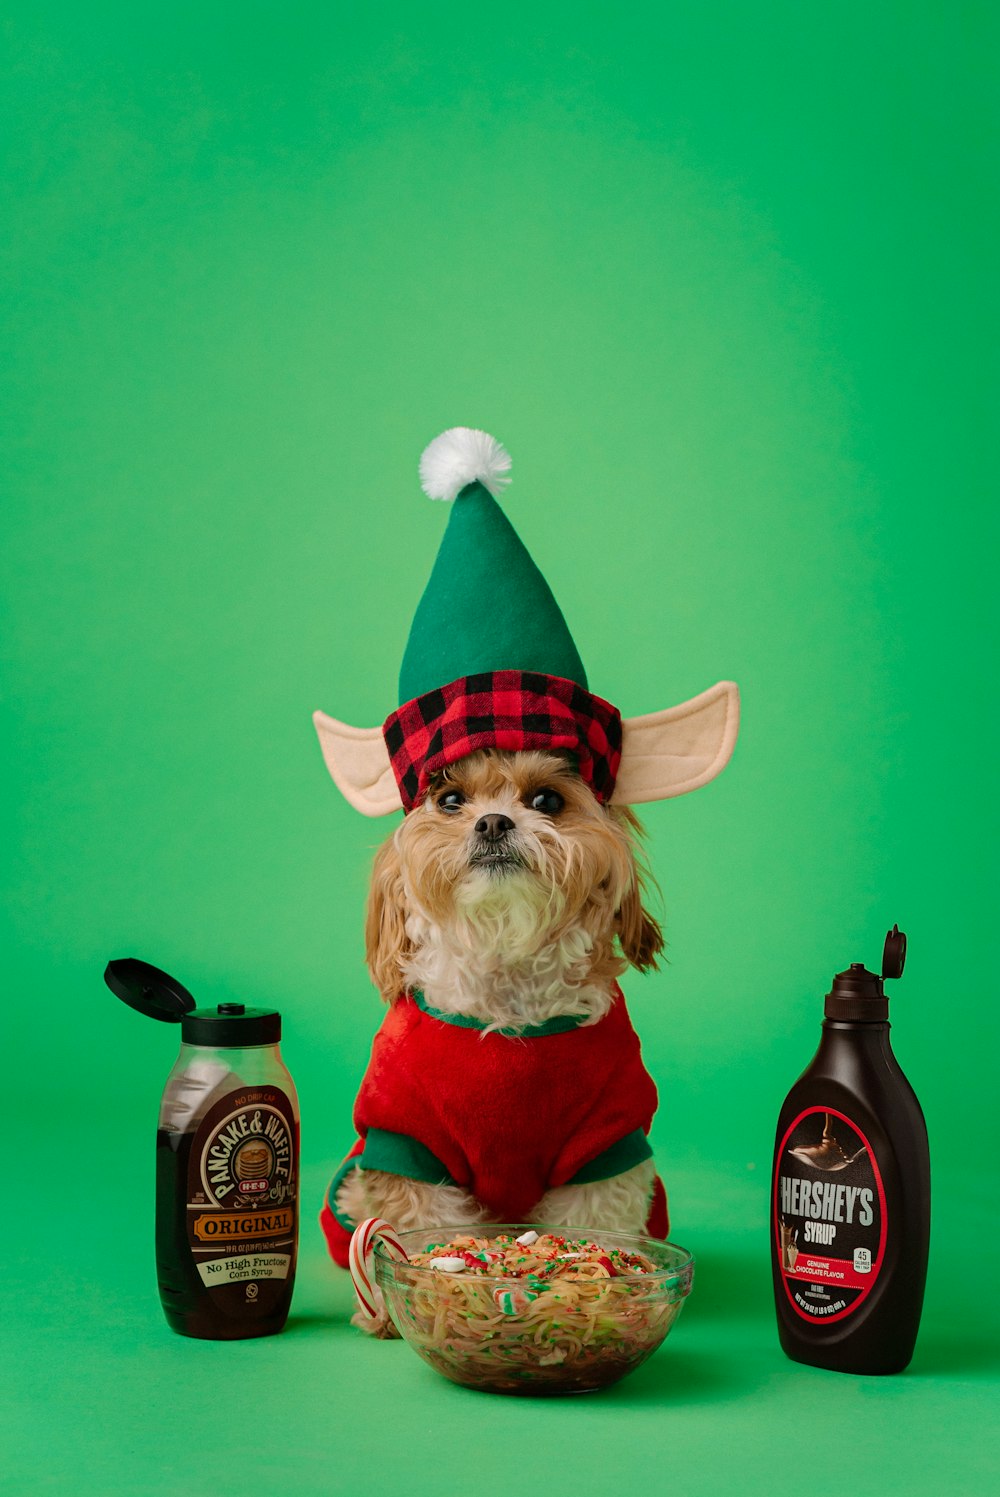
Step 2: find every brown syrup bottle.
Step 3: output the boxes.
[106,959,299,1340]
[771,927,930,1374]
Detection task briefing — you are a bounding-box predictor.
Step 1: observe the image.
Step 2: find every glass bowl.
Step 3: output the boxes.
[373,1224,694,1395]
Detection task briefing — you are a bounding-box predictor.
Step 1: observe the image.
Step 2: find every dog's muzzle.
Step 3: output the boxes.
[469,814,524,874]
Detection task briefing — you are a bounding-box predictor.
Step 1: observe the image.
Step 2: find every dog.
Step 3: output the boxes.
[312,427,739,1335]
[329,744,667,1334]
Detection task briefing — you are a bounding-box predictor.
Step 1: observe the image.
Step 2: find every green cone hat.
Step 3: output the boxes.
[399,428,587,703]
[312,426,740,818]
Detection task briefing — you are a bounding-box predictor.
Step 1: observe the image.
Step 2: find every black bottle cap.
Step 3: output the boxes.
[105,958,281,1047]
[104,959,196,1022]
[181,1005,281,1047]
[824,925,907,1022]
[882,923,907,980]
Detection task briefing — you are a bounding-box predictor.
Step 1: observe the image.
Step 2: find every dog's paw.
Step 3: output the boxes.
[351,1302,401,1339]
[350,1282,401,1339]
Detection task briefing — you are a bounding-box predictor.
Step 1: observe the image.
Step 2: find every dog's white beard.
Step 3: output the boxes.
[401,872,614,1033]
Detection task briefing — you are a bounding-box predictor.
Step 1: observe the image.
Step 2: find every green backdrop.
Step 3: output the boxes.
[5,3,996,1494]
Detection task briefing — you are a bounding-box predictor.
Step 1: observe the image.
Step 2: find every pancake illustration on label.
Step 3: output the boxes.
[235,1140,274,1187]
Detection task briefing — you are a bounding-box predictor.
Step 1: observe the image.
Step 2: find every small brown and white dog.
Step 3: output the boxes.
[311,428,739,1333]
[314,679,738,1334]
[341,747,660,1213]
[336,746,663,1333]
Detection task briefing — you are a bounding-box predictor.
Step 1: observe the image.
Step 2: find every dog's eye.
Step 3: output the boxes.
[528,788,564,815]
[437,790,465,813]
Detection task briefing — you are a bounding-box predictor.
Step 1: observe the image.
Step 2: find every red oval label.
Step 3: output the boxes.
[773,1106,887,1324]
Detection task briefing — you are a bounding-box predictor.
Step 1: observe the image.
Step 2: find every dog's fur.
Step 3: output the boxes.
[337,747,664,1333]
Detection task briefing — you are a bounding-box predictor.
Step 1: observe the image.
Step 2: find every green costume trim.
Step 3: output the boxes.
[326,1152,361,1232]
[399,480,588,703]
[566,1128,653,1184]
[412,988,591,1038]
[328,1125,652,1230]
[326,1128,456,1232]
[363,1128,456,1184]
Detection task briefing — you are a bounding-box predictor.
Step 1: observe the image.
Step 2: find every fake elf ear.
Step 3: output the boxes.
[312,714,402,817]
[313,428,740,816]
[611,680,740,805]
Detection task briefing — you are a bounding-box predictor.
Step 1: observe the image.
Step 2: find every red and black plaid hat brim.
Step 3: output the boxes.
[382,670,623,812]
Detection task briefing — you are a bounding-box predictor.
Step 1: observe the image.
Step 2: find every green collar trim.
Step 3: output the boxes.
[411,989,591,1038]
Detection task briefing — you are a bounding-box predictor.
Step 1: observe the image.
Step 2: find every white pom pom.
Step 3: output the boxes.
[419,427,512,502]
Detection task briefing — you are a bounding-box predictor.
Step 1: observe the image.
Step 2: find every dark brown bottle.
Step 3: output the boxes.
[106,959,300,1340]
[771,927,929,1374]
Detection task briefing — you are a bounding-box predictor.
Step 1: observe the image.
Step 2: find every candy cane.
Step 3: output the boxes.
[348,1217,409,1319]
[493,1286,540,1315]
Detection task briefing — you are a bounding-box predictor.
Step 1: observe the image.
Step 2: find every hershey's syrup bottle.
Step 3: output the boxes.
[771,926,929,1374]
[105,959,299,1340]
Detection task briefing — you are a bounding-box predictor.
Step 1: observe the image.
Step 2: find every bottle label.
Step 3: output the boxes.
[773,1106,886,1324]
[186,1085,299,1320]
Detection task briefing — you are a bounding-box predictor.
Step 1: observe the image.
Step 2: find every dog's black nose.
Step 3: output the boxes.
[475,814,515,841]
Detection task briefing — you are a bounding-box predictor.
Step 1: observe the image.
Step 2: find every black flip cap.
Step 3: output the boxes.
[824,925,907,1022]
[882,923,907,980]
[105,958,280,1047]
[104,958,196,1022]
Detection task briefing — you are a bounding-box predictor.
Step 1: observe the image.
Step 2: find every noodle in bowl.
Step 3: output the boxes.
[373,1224,694,1395]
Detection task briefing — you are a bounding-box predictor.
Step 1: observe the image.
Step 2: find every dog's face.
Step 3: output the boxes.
[365,748,662,1003]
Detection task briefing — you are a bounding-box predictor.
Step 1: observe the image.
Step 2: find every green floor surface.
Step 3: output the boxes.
[9,1143,997,1497]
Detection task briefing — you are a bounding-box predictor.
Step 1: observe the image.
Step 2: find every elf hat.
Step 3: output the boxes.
[314,428,739,814]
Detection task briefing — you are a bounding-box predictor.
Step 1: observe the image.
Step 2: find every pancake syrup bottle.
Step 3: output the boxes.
[105,959,299,1340]
[771,927,929,1374]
